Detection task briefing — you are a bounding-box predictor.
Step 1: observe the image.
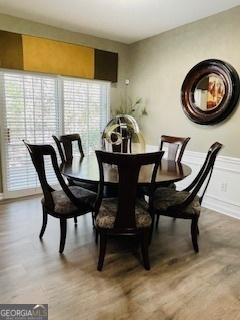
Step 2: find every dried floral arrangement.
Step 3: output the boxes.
[112,97,148,121]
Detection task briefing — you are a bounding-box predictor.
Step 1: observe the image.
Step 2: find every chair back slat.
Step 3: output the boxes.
[95,150,164,230]
[160,135,190,162]
[115,165,140,228]
[167,144,179,162]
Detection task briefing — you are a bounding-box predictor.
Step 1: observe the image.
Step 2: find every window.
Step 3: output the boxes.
[63,78,108,155]
[0,70,109,197]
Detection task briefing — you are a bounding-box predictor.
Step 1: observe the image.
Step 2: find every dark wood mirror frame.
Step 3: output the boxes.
[181,59,240,125]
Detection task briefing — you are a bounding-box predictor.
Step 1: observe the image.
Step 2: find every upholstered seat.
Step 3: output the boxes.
[42,186,96,214]
[140,181,176,197]
[71,179,98,192]
[96,198,152,229]
[153,187,201,216]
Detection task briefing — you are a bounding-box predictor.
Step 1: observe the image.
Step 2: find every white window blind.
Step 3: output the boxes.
[63,79,108,155]
[0,72,59,193]
[0,71,109,196]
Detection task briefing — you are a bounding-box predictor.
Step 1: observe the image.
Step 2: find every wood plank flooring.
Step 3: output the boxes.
[0,196,240,319]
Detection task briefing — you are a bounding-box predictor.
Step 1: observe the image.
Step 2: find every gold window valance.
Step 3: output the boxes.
[0,30,118,82]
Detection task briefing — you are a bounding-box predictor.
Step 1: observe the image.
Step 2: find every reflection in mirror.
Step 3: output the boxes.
[194,73,225,111]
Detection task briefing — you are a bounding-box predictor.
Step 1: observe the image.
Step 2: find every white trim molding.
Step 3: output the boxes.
[146,145,240,220]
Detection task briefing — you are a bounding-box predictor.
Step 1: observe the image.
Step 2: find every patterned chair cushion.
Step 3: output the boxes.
[42,186,96,214]
[96,198,152,229]
[139,181,176,196]
[153,187,201,216]
[167,182,176,190]
[70,179,98,192]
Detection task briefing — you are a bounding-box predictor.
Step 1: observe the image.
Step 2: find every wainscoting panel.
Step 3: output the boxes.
[146,145,240,219]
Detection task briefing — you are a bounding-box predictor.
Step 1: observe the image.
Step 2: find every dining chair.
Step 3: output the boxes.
[153,142,222,252]
[94,150,164,271]
[52,134,98,192]
[23,141,96,253]
[140,135,190,197]
[52,133,84,162]
[160,135,191,162]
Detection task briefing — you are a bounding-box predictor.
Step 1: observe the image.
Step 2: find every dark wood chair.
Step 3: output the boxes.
[53,133,85,162]
[94,150,164,271]
[52,134,98,192]
[160,135,191,162]
[23,141,96,253]
[140,135,191,197]
[153,142,222,252]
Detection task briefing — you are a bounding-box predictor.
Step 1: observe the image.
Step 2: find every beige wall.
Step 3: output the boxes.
[0,13,130,192]
[128,6,240,157]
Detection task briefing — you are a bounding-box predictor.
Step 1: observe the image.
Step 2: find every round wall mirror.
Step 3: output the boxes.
[181,59,240,125]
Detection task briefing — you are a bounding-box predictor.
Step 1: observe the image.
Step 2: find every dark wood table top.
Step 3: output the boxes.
[61,154,192,187]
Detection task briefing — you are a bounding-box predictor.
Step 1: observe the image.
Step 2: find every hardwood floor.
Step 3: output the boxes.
[0,196,240,319]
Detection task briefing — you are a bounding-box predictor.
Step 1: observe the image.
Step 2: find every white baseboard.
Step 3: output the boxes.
[147,145,240,220]
[203,194,240,220]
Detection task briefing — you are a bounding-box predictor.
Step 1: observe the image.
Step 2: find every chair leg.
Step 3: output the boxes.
[39,206,48,239]
[149,214,155,245]
[97,233,107,271]
[155,214,160,229]
[74,216,78,224]
[95,229,99,244]
[59,219,67,254]
[91,212,95,228]
[191,217,199,253]
[197,224,200,236]
[140,230,150,270]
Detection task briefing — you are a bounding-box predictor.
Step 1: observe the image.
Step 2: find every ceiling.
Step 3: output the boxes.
[0,0,239,44]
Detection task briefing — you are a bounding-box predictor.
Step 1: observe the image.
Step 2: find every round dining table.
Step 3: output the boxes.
[61,154,192,187]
